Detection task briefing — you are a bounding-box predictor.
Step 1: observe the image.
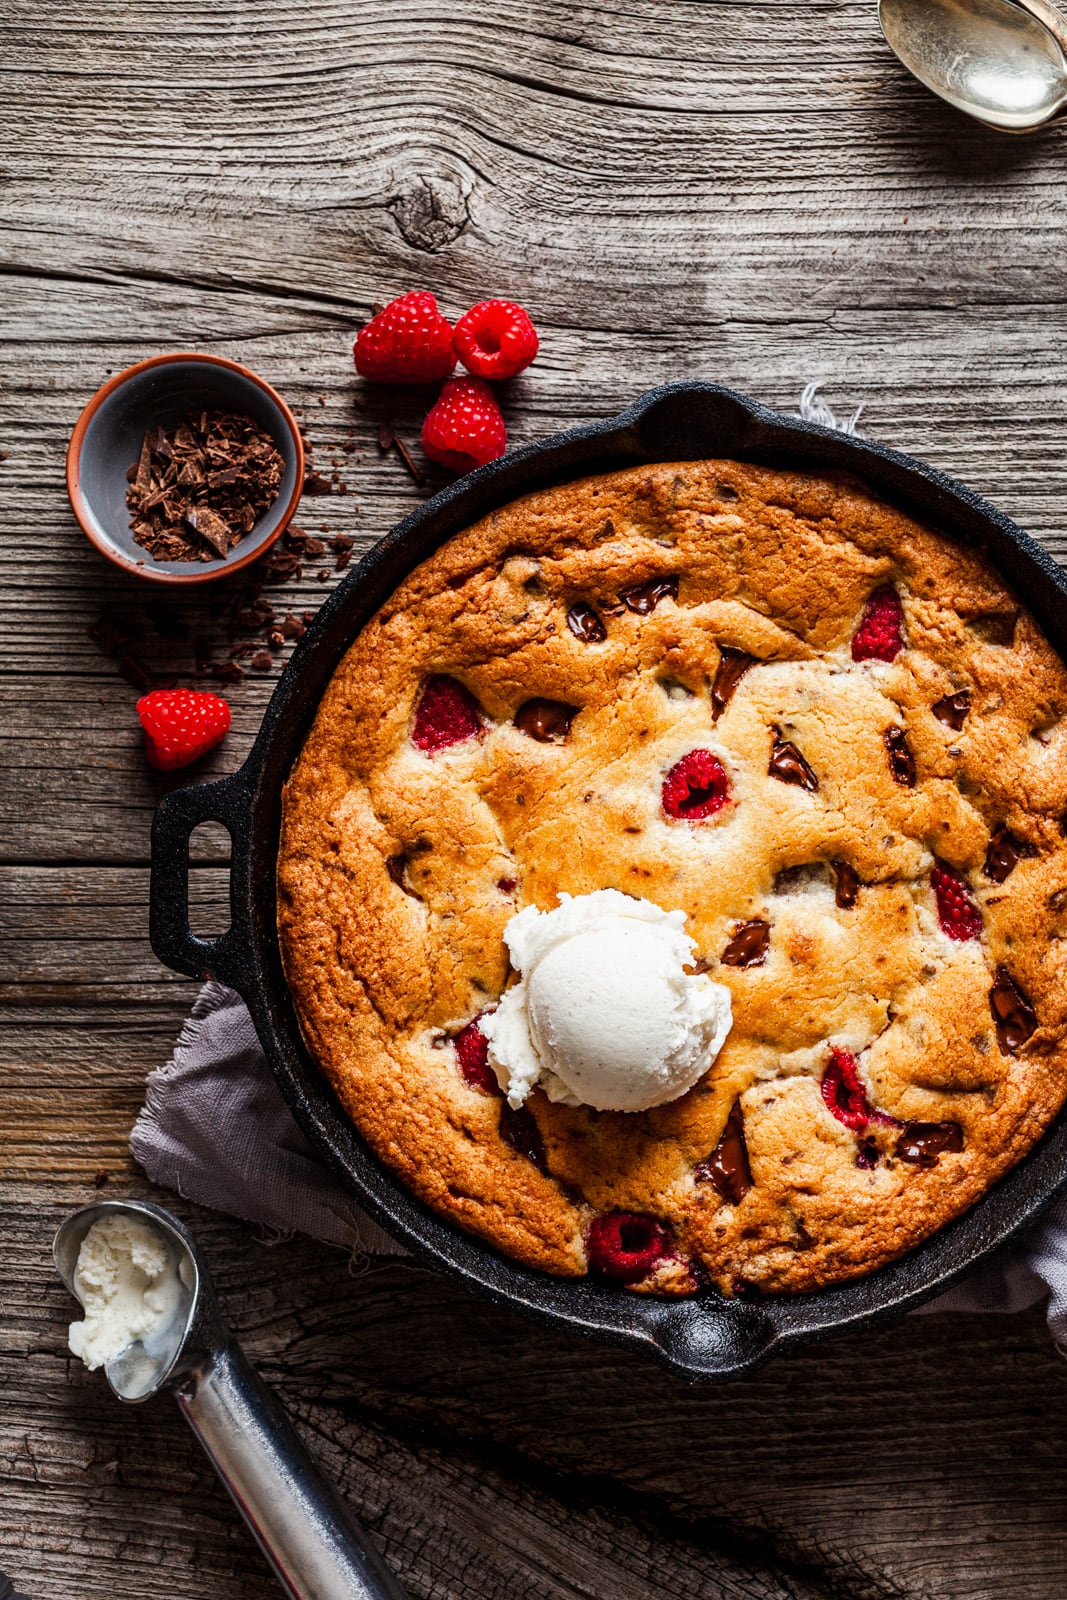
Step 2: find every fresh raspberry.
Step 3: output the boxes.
[454,1017,500,1095]
[412,675,483,752]
[852,586,904,663]
[422,378,507,473]
[821,1047,898,1132]
[931,862,982,941]
[662,749,729,820]
[137,689,231,771]
[353,292,455,384]
[586,1213,671,1284]
[453,299,539,381]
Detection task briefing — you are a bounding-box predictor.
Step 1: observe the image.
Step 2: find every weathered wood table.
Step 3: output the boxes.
[4,2,1067,1595]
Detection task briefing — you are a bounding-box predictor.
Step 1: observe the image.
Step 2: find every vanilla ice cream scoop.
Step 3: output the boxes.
[481,890,733,1112]
[68,1212,184,1372]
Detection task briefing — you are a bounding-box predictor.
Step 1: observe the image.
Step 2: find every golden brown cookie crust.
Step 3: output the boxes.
[278,460,1067,1295]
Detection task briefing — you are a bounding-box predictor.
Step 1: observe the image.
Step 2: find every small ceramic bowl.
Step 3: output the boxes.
[67,352,305,585]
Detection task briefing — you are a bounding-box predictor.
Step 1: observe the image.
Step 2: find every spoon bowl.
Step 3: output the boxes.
[53,1199,199,1401]
[880,0,1067,131]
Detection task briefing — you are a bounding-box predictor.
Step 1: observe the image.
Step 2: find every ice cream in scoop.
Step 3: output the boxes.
[68,1214,184,1372]
[481,889,732,1113]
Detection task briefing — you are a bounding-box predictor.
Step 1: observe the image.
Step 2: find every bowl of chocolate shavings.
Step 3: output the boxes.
[67,352,305,584]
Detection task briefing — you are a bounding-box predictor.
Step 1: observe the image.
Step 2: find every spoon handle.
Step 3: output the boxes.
[175,1342,407,1600]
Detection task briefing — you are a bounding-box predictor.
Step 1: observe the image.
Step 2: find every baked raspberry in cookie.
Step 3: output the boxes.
[278,460,1067,1296]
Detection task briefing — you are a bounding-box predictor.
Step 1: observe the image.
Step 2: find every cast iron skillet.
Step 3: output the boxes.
[150,381,1067,1380]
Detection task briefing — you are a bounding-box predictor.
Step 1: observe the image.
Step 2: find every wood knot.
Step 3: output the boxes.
[389,177,470,253]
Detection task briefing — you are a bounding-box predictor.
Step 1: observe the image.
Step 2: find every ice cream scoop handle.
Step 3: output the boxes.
[175,1343,407,1600]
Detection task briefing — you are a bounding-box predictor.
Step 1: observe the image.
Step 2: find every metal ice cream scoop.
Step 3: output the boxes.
[879,0,1067,131]
[54,1199,407,1600]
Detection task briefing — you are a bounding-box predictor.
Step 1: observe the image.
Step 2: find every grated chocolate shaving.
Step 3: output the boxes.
[125,409,284,563]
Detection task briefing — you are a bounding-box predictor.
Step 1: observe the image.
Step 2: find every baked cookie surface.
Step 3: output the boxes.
[277,460,1067,1295]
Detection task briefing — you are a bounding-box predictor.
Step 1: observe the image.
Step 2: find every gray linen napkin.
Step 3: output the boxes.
[130,388,1067,1348]
[130,982,403,1256]
[130,980,1067,1346]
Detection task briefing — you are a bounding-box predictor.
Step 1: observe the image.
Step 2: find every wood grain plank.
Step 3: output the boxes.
[1,4,1066,330]
[1,1004,194,1183]
[5,0,1067,1595]
[4,1188,1067,1600]
[0,866,228,1001]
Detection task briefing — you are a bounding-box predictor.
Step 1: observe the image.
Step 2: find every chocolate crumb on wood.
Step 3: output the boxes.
[376,419,424,483]
[393,435,425,483]
[125,409,284,563]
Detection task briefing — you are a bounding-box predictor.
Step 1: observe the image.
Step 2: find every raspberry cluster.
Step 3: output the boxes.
[354,291,540,475]
[661,748,730,820]
[931,861,983,941]
[821,1047,898,1133]
[452,1016,499,1095]
[852,585,904,663]
[411,674,484,752]
[586,1212,672,1284]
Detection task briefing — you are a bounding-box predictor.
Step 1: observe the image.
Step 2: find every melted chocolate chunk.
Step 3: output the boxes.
[731,1277,761,1300]
[833,861,860,910]
[984,824,1033,884]
[385,855,420,899]
[621,575,679,614]
[769,732,818,791]
[721,919,770,968]
[855,1137,880,1170]
[932,690,971,731]
[124,409,284,564]
[515,698,577,743]
[566,602,606,644]
[894,1121,964,1168]
[990,968,1037,1055]
[499,1102,548,1172]
[711,648,756,721]
[884,725,916,787]
[696,1103,752,1204]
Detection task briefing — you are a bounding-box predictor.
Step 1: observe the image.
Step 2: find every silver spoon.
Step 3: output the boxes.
[55,1199,407,1600]
[879,0,1067,131]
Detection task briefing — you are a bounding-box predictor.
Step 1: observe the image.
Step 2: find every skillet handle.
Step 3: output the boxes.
[150,771,254,992]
